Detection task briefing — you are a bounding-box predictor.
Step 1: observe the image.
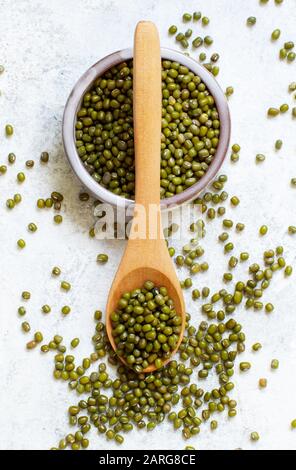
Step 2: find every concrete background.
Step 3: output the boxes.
[0,0,296,450]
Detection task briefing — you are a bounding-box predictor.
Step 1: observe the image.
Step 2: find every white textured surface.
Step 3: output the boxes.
[1,0,296,450]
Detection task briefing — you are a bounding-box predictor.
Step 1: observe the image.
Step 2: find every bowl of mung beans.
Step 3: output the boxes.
[63,47,231,210]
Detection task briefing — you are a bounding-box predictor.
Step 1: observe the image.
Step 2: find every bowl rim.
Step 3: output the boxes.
[62,47,231,210]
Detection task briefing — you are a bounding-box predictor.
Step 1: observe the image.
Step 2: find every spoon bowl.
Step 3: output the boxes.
[106,264,185,373]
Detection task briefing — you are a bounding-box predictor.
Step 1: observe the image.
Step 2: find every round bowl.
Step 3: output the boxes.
[63,47,231,210]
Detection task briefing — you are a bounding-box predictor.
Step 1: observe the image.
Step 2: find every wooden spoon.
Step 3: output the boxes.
[106,21,185,373]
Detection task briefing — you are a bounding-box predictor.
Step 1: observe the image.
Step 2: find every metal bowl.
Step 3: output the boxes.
[62,47,231,210]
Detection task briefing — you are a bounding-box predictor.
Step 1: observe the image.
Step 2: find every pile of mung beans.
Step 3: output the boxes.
[75,59,220,199]
[110,281,182,372]
[16,169,293,450]
[1,1,296,451]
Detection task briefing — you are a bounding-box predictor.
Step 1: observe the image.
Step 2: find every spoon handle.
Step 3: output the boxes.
[133,21,162,208]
